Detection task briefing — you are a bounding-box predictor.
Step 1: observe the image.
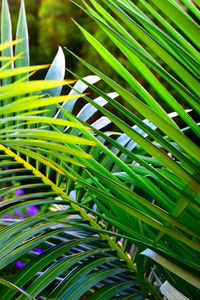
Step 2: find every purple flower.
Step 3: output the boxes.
[15,210,21,216]
[15,261,25,268]
[3,167,9,170]
[15,188,25,197]
[2,215,10,219]
[25,206,39,216]
[34,248,43,254]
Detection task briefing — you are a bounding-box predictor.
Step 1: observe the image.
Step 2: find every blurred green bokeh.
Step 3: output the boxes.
[0,1,96,73]
[1,0,133,86]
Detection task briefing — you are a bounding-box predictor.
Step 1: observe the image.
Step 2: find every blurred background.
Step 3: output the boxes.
[1,0,136,90]
[1,0,90,73]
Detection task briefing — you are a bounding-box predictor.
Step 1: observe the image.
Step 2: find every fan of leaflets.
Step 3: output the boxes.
[57,0,200,298]
[0,1,146,299]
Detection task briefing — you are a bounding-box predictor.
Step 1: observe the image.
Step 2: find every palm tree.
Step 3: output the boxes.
[0,0,199,299]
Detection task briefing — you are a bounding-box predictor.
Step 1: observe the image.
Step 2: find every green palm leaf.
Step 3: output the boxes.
[1,0,200,299]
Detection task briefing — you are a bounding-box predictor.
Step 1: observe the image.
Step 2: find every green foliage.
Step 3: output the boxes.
[62,0,200,298]
[0,0,200,299]
[0,1,142,299]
